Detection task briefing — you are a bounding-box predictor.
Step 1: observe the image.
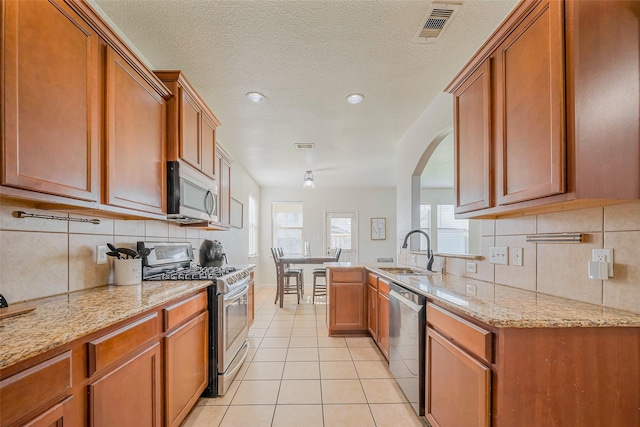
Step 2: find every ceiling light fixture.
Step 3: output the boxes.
[246,92,265,103]
[346,93,364,104]
[302,170,315,189]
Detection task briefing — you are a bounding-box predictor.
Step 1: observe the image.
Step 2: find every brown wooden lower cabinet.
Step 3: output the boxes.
[164,311,208,427]
[426,327,491,427]
[248,275,255,327]
[377,291,390,360]
[0,351,72,427]
[328,268,367,335]
[1,289,209,427]
[89,342,162,427]
[426,302,640,426]
[367,283,378,340]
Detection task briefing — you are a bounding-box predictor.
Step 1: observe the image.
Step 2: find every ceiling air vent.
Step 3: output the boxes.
[415,3,461,43]
[294,143,315,150]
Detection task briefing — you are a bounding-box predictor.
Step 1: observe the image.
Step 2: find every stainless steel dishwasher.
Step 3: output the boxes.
[389,282,426,417]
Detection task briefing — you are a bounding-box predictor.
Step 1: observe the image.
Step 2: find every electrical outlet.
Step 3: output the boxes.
[466,284,477,295]
[410,254,417,264]
[592,249,613,276]
[511,247,524,266]
[96,245,108,264]
[489,246,508,265]
[466,262,477,273]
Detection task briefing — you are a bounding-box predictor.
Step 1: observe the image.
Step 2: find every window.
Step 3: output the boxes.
[437,204,469,254]
[419,205,432,251]
[272,202,303,255]
[248,195,257,256]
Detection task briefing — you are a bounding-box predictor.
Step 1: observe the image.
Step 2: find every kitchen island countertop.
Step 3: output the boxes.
[325,262,640,328]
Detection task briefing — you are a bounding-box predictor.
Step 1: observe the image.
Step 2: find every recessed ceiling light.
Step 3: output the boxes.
[346,93,364,104]
[246,92,265,103]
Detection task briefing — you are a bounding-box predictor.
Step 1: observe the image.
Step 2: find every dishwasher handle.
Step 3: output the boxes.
[389,289,424,312]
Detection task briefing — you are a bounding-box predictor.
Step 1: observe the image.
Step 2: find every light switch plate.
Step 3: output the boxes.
[489,247,508,265]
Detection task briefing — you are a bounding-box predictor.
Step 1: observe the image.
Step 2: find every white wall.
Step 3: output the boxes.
[396,92,454,259]
[258,187,397,285]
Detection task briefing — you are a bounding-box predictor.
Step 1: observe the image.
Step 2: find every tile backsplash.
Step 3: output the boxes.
[401,201,640,314]
[0,201,219,303]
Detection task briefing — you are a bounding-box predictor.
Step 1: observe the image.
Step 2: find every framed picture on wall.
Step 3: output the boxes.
[371,217,386,240]
[230,198,243,229]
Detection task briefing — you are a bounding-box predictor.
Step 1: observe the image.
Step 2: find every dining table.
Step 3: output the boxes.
[276,255,337,307]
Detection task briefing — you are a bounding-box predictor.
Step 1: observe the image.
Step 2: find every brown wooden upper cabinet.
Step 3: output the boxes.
[1,0,172,219]
[216,146,232,228]
[1,0,101,204]
[446,0,640,218]
[104,47,167,215]
[154,71,221,180]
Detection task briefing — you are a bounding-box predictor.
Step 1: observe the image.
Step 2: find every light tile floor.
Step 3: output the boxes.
[182,285,426,427]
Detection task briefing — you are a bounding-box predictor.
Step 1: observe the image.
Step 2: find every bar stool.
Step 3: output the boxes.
[312,248,341,303]
[272,248,302,305]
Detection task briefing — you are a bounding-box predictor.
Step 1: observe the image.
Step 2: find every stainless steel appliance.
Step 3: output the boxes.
[200,239,228,268]
[138,241,249,396]
[167,161,218,224]
[389,282,426,416]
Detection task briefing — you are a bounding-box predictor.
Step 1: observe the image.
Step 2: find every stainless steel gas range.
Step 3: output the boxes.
[138,241,250,397]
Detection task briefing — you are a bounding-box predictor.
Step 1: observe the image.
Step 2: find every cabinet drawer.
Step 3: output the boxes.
[331,269,365,283]
[164,291,207,331]
[88,313,158,376]
[427,303,492,364]
[367,273,378,289]
[378,278,390,296]
[0,351,72,427]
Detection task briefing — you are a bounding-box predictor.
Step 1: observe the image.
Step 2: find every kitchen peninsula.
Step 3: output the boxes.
[326,263,640,426]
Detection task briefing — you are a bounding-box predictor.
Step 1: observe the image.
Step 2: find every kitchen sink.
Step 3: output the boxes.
[377,267,432,275]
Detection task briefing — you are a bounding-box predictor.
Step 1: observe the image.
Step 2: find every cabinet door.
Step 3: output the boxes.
[23,396,72,427]
[495,0,565,205]
[248,280,255,327]
[201,115,217,179]
[330,283,367,332]
[0,351,72,427]
[453,60,492,214]
[367,284,378,340]
[377,292,390,360]
[2,0,100,202]
[426,328,490,427]
[89,343,162,427]
[165,311,208,427]
[104,47,166,215]
[218,152,231,227]
[179,88,202,171]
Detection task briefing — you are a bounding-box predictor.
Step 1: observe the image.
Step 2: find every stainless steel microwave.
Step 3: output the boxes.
[167,161,218,224]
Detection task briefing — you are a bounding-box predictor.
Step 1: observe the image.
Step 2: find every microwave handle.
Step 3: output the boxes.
[205,190,215,215]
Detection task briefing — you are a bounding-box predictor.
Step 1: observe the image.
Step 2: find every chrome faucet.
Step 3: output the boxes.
[401,229,435,271]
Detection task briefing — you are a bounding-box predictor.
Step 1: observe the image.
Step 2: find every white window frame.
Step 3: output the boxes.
[271,202,304,255]
[248,194,257,257]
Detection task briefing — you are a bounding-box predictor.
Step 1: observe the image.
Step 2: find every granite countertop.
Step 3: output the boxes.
[0,280,212,370]
[325,262,640,328]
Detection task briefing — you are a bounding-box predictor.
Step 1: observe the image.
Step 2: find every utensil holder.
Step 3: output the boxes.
[114,258,142,286]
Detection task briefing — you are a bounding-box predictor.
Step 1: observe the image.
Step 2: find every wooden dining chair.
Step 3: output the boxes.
[312,248,341,303]
[271,248,302,304]
[277,247,304,298]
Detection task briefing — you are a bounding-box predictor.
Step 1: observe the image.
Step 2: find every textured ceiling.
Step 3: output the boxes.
[94,0,518,188]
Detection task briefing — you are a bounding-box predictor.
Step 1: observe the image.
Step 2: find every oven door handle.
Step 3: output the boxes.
[223,281,250,302]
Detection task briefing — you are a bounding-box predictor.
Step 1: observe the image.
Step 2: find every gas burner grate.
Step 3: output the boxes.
[145,265,239,281]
